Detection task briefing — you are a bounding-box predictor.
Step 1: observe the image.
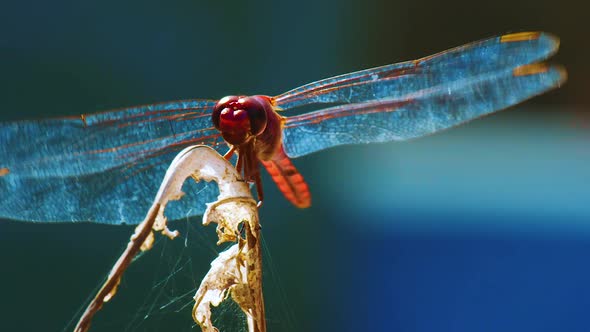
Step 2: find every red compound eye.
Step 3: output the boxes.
[212,96,269,144]
[212,95,239,130]
[236,96,268,136]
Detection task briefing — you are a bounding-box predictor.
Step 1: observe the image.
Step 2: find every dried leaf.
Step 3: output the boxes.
[150,145,254,241]
[75,145,265,332]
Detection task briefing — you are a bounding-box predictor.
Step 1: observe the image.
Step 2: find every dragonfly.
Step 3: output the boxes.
[0,32,565,224]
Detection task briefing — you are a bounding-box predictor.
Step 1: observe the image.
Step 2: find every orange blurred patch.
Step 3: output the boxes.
[513,63,550,76]
[500,32,541,43]
[0,168,9,176]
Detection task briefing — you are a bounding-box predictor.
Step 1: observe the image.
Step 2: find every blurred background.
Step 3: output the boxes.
[0,0,589,331]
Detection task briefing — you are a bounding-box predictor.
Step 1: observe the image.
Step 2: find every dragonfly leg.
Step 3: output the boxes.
[224,146,236,160]
[254,174,264,208]
[236,152,243,173]
[235,142,262,207]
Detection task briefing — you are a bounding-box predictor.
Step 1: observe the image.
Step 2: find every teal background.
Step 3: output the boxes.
[1,0,589,331]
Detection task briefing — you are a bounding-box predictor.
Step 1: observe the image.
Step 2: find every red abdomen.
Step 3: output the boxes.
[260,145,311,208]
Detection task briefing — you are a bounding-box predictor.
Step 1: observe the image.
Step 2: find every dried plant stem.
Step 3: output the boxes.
[73,203,161,332]
[243,220,266,332]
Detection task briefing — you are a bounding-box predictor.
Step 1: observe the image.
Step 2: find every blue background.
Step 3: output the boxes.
[1,0,588,331]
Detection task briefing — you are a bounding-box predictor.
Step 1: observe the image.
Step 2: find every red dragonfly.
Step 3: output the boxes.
[0,32,565,224]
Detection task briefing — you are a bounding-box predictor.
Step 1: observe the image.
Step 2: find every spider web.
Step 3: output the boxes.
[62,204,299,332]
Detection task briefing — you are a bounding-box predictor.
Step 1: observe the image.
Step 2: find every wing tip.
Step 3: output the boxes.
[513,63,568,88]
[553,64,568,85]
[539,32,560,53]
[501,31,560,54]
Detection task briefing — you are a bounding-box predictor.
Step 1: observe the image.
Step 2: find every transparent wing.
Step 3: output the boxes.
[1,100,218,177]
[275,32,559,110]
[282,63,566,157]
[0,100,229,224]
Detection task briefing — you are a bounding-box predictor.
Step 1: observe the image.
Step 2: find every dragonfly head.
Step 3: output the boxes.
[212,95,270,145]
